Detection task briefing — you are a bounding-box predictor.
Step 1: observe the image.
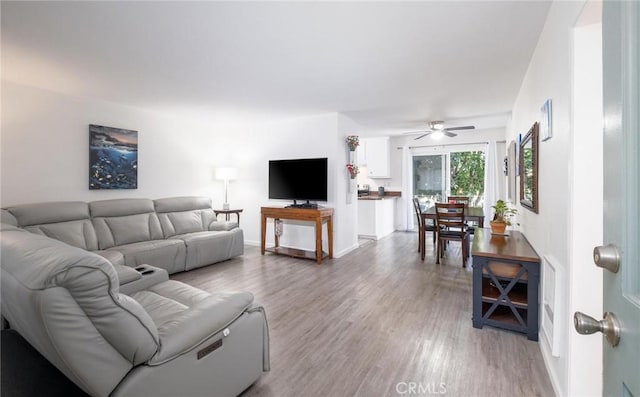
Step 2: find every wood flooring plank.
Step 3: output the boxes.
[172,232,554,397]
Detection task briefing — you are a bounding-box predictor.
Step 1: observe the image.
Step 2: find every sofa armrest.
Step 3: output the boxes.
[112,264,142,285]
[148,291,254,365]
[208,221,239,231]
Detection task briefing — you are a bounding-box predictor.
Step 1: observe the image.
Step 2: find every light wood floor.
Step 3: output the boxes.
[172,232,554,397]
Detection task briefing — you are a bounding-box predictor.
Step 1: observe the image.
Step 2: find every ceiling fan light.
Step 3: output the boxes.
[431,131,445,140]
[431,121,444,130]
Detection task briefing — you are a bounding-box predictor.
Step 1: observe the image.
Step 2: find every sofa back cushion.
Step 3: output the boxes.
[154,196,216,238]
[90,199,163,249]
[5,202,99,251]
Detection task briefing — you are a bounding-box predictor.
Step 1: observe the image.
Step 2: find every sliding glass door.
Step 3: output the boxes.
[412,149,485,207]
[450,150,485,207]
[413,154,446,208]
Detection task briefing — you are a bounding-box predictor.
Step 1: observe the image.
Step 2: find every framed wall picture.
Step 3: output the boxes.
[89,124,138,189]
[540,99,552,141]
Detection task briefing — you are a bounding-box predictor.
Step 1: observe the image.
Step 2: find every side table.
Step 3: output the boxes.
[213,209,243,225]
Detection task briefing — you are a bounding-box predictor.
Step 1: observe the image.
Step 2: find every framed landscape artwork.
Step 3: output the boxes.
[89,124,138,189]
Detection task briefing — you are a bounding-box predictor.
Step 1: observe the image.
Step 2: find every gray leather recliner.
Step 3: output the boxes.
[0,223,269,397]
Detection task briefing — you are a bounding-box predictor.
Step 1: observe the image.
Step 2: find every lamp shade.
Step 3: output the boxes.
[215,167,238,181]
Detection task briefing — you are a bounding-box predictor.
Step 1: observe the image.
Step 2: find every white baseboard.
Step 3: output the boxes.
[335,243,359,258]
[539,336,561,397]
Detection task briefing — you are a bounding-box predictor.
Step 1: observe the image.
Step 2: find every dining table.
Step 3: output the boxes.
[419,206,485,260]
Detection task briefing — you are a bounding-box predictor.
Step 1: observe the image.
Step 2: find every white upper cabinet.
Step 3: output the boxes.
[356,139,367,166]
[362,137,390,178]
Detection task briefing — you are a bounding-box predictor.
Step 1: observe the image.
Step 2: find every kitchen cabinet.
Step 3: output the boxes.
[357,197,396,239]
[356,140,366,166]
[364,137,390,178]
[357,137,391,178]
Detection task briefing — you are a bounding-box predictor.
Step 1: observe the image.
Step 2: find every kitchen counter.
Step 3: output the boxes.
[357,191,401,200]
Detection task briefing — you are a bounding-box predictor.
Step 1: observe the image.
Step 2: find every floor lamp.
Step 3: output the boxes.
[215,167,238,210]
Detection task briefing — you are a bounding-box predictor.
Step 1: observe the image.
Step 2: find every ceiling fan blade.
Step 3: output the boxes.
[444,131,457,138]
[444,125,475,132]
[414,132,434,140]
[401,130,429,135]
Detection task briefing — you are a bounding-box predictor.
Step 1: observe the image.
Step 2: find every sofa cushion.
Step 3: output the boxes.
[5,202,99,251]
[130,280,254,364]
[1,209,18,226]
[164,211,205,235]
[6,201,90,226]
[93,250,126,267]
[154,196,216,238]
[210,221,239,231]
[154,196,212,214]
[90,199,155,218]
[108,239,186,274]
[90,199,163,249]
[23,220,98,251]
[171,229,244,271]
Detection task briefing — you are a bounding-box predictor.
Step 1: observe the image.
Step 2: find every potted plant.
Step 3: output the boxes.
[490,200,517,234]
[346,135,360,151]
[346,163,359,179]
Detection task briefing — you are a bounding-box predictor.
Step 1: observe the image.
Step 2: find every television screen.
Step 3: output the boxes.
[269,158,328,202]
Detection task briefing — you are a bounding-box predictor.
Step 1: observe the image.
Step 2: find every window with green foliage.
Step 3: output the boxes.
[450,151,485,198]
[413,150,485,208]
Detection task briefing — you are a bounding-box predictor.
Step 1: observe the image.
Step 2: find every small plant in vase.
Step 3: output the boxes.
[346,135,360,152]
[346,163,359,179]
[490,200,518,235]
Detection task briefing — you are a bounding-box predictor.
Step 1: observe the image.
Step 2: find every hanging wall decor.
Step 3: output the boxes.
[89,124,138,189]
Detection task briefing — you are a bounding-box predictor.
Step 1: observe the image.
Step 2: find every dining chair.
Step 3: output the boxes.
[412,197,437,260]
[447,196,470,205]
[447,195,476,235]
[435,203,470,267]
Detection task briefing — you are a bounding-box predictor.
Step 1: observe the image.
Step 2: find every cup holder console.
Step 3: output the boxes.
[120,264,169,296]
[134,265,155,275]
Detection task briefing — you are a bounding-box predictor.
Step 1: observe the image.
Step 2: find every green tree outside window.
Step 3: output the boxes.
[450,151,485,199]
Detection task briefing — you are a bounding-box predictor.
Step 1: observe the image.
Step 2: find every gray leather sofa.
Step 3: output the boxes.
[0,221,269,397]
[1,196,244,274]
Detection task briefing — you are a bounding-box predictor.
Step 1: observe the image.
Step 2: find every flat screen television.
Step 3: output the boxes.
[269,158,328,207]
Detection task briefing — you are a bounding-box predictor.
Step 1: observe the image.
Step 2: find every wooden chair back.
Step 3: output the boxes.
[447,196,470,206]
[435,203,466,229]
[435,203,468,267]
[412,197,424,229]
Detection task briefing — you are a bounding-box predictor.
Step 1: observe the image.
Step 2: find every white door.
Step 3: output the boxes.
[575,2,640,395]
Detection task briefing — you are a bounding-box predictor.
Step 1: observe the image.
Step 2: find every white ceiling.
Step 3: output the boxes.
[1,1,551,135]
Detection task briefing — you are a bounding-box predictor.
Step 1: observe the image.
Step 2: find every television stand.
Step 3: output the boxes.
[260,206,333,264]
[285,200,320,209]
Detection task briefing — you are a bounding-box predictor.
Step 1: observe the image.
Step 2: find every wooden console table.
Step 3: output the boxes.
[260,206,333,264]
[471,228,540,340]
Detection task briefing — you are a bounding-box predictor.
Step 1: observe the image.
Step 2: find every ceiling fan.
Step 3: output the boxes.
[409,121,475,140]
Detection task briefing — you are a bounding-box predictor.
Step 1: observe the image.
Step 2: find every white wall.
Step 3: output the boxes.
[568,18,603,396]
[507,1,603,395]
[1,81,358,256]
[1,81,220,204]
